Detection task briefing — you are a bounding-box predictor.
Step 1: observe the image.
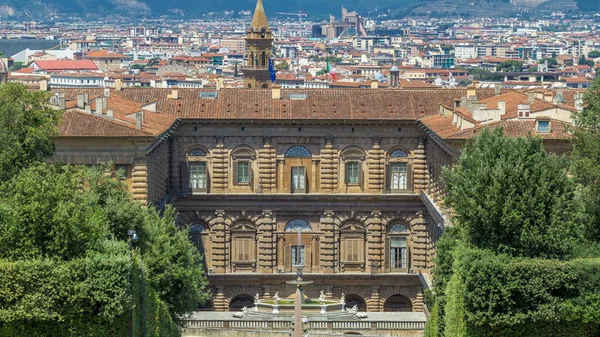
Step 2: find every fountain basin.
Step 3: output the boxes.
[255,301,343,313]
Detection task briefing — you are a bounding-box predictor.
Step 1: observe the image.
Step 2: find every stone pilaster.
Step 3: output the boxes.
[367,138,384,192]
[211,137,228,191]
[258,137,276,193]
[411,211,428,272]
[319,210,336,273]
[413,139,427,193]
[211,210,229,273]
[320,138,337,191]
[257,210,275,273]
[367,285,381,312]
[213,286,227,311]
[131,159,148,204]
[366,210,384,274]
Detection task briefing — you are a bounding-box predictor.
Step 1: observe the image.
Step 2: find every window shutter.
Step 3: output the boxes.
[181,161,190,193]
[284,245,292,272]
[233,160,239,185]
[384,163,391,193]
[304,168,308,193]
[344,162,349,184]
[206,165,210,193]
[250,166,254,192]
[407,163,413,193]
[305,245,312,270]
[384,238,390,273]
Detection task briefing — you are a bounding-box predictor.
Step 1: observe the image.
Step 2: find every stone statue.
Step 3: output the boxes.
[273,292,281,305]
[232,306,248,318]
[340,293,346,305]
[352,304,359,313]
[318,290,326,305]
[254,293,260,303]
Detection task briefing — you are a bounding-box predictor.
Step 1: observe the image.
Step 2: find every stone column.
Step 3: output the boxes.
[366,210,383,274]
[277,159,285,193]
[311,159,320,192]
[258,137,277,193]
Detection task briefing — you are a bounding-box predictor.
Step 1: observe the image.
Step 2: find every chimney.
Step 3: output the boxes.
[39,78,48,92]
[135,112,143,129]
[272,84,281,100]
[83,93,89,106]
[454,98,461,109]
[494,84,501,95]
[216,76,224,91]
[106,109,114,118]
[371,79,379,89]
[104,87,110,97]
[467,85,477,100]
[95,97,104,114]
[168,89,179,100]
[527,92,536,103]
[115,78,123,92]
[77,94,85,109]
[498,101,506,115]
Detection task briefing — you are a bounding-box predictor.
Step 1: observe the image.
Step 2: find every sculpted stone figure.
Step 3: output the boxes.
[318,290,326,305]
[273,291,281,305]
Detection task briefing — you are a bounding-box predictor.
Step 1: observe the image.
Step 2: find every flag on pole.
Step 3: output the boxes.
[326,58,337,81]
[268,58,276,83]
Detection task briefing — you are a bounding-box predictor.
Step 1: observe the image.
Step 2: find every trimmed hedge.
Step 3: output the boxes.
[441,248,600,337]
[0,248,178,337]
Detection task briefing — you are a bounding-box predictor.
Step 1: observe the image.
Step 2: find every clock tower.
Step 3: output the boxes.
[243,0,273,89]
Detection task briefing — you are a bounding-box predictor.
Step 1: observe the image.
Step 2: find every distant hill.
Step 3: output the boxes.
[0,0,596,20]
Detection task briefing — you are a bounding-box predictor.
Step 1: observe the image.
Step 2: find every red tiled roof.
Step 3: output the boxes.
[86,50,128,59]
[32,60,98,71]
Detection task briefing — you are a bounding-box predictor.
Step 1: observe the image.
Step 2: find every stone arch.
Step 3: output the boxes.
[185,144,209,157]
[228,294,254,311]
[247,83,252,88]
[224,285,263,310]
[231,145,257,158]
[379,286,419,312]
[340,145,366,159]
[386,146,412,158]
[345,294,367,311]
[261,83,269,88]
[383,294,413,312]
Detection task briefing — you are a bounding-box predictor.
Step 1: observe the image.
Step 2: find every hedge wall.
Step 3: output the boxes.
[0,249,178,337]
[442,248,600,337]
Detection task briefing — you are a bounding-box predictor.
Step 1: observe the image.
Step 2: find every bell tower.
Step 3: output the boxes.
[244,0,273,89]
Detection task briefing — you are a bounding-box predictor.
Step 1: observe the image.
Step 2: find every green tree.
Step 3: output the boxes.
[275,61,290,70]
[442,128,581,259]
[496,60,523,72]
[588,51,600,59]
[0,83,62,182]
[571,75,600,242]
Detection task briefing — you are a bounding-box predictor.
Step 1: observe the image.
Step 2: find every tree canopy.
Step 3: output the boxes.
[0,83,62,182]
[442,128,581,259]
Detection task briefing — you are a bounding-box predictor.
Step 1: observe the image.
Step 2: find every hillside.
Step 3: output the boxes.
[0,0,596,20]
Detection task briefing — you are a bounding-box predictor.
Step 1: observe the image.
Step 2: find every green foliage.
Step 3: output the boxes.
[0,164,107,260]
[578,55,595,67]
[588,51,600,59]
[0,83,62,182]
[275,61,290,71]
[538,57,558,68]
[467,68,503,81]
[496,60,523,72]
[442,248,600,337]
[571,75,600,242]
[442,128,581,259]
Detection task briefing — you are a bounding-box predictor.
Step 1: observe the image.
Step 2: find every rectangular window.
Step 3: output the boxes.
[291,245,305,266]
[237,238,252,261]
[189,162,207,190]
[347,162,360,184]
[345,239,361,262]
[391,163,408,190]
[537,120,550,133]
[291,166,306,192]
[390,237,407,269]
[237,161,250,184]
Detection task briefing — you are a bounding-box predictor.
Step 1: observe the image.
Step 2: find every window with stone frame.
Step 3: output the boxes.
[182,147,209,193]
[339,222,366,272]
[341,147,366,188]
[386,223,410,271]
[231,221,257,272]
[385,148,413,193]
[231,147,256,188]
[188,223,211,269]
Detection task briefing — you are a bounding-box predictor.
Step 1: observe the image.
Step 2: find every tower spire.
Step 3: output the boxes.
[250,0,270,30]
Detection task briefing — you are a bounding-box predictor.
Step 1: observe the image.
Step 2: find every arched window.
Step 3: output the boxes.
[383,294,413,312]
[339,222,366,272]
[188,222,210,269]
[386,222,410,271]
[285,219,312,232]
[390,149,408,158]
[386,148,412,193]
[231,147,256,188]
[341,147,366,187]
[285,145,312,158]
[183,147,209,193]
[231,221,257,272]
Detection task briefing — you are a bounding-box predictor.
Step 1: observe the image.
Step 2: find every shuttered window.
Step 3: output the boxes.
[237,161,250,184]
[345,239,361,262]
[346,162,360,184]
[236,238,252,261]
